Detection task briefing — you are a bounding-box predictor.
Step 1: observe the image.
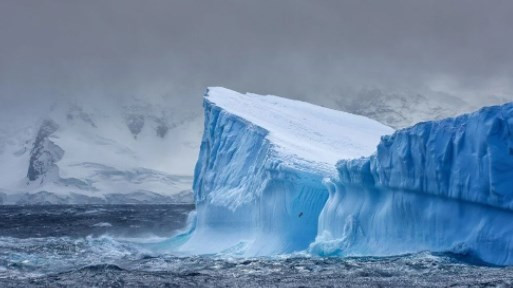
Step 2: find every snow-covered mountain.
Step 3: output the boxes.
[336,89,472,128]
[0,98,202,204]
[302,88,481,129]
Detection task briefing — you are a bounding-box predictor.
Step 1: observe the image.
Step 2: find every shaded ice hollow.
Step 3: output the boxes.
[180,87,513,266]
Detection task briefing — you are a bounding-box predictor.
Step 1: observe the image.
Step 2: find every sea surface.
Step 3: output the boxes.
[0,204,512,287]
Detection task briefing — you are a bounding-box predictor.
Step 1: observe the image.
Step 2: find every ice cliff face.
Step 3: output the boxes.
[181,87,392,255]
[343,103,513,208]
[314,103,513,265]
[183,87,513,266]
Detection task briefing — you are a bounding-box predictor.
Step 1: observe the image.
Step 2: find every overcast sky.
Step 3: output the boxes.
[1,0,512,108]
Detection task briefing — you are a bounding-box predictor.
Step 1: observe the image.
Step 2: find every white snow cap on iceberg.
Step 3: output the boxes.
[206,87,394,169]
[180,87,393,255]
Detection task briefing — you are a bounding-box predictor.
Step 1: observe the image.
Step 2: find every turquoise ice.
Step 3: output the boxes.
[181,87,513,266]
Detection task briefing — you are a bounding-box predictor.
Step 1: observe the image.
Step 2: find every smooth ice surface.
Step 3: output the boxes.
[180,87,392,255]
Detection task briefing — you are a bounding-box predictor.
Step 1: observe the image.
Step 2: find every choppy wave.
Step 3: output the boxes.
[1,205,512,287]
[1,235,512,288]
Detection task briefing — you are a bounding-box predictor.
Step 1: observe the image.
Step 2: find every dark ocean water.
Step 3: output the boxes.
[0,205,512,288]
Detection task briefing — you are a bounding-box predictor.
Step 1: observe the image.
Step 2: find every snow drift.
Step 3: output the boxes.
[182,87,513,266]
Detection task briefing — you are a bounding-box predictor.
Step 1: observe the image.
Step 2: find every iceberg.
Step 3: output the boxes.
[180,87,393,255]
[315,103,513,265]
[182,87,513,266]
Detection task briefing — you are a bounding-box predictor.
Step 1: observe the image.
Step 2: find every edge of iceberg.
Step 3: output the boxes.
[179,87,391,255]
[180,87,513,266]
[313,102,513,265]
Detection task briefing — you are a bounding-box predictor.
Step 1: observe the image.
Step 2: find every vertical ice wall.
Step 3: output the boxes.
[182,87,513,266]
[180,87,392,255]
[313,103,513,265]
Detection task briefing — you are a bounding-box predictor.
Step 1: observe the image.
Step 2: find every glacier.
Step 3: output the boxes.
[0,97,200,204]
[180,87,513,266]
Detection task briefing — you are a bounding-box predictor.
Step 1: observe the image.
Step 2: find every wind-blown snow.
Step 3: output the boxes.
[180,87,513,266]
